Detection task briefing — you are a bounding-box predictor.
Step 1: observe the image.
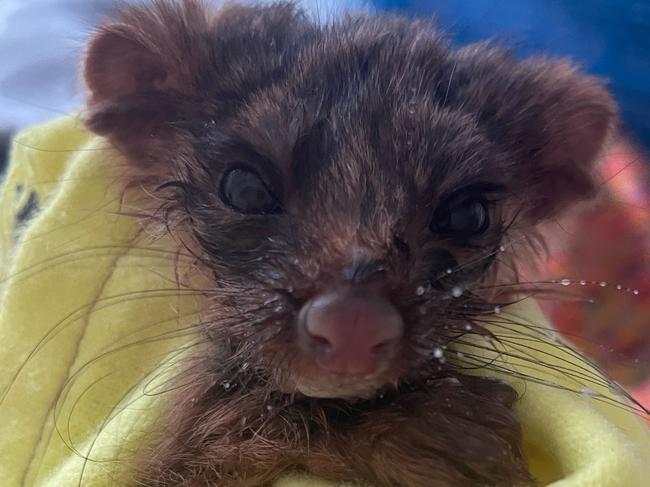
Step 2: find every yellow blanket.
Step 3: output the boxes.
[1,116,649,487]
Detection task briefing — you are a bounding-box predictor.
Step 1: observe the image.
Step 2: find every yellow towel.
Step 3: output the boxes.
[1,116,649,487]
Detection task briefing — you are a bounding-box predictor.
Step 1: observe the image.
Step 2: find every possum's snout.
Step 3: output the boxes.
[297,287,404,377]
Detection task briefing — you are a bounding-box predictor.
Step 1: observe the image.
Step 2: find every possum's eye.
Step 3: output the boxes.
[430,191,490,241]
[220,167,281,215]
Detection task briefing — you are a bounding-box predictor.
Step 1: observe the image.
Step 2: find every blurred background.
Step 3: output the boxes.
[1,0,648,405]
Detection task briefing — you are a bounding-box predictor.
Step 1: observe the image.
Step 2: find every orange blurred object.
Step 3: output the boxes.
[541,140,650,407]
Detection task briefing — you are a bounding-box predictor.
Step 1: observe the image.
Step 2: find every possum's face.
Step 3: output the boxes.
[84,1,614,399]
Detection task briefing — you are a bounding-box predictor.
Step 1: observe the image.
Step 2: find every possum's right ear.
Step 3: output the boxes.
[83,0,214,166]
[84,0,211,106]
[83,0,309,166]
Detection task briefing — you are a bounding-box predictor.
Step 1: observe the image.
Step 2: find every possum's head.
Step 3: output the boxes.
[83,0,614,399]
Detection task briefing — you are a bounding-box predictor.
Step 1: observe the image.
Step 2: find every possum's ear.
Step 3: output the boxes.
[83,1,309,166]
[452,45,616,221]
[83,0,212,165]
[84,0,210,104]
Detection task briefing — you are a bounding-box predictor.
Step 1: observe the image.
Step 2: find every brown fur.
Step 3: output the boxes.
[82,1,615,486]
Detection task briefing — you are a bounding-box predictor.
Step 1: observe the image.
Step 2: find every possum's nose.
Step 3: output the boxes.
[298,289,404,376]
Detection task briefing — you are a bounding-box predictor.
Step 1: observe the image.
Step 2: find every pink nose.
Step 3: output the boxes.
[298,289,404,376]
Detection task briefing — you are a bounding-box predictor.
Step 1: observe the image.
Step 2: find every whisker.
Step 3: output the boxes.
[11,138,113,154]
[451,336,614,391]
[468,316,626,356]
[448,351,648,415]
[449,336,648,415]
[0,246,198,286]
[54,319,207,424]
[57,335,215,471]
[0,288,209,405]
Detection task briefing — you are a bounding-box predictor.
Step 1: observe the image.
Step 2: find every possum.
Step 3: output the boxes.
[81,0,617,485]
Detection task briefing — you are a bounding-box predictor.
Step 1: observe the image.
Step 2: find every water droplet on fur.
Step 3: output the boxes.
[580,387,598,397]
[266,405,274,412]
[633,289,640,295]
[616,284,623,290]
[446,268,453,274]
[493,305,501,314]
[599,281,607,287]
[464,324,472,331]
[451,286,463,298]
[560,278,571,286]
[456,352,464,358]
[416,286,425,296]
[274,304,286,314]
[408,106,416,115]
[499,245,506,252]
[222,381,232,390]
[579,280,587,286]
[433,347,444,359]
[440,377,461,386]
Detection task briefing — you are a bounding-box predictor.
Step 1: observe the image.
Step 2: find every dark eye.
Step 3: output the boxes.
[430,193,490,239]
[220,167,281,214]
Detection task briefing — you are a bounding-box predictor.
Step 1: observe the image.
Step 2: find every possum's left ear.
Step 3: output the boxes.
[451,45,616,221]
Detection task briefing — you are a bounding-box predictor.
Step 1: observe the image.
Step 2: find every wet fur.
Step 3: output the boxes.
[82,1,615,486]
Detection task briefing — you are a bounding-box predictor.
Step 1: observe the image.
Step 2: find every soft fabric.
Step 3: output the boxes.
[1,116,649,486]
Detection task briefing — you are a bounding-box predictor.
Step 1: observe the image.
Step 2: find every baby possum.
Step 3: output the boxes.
[82,1,615,486]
